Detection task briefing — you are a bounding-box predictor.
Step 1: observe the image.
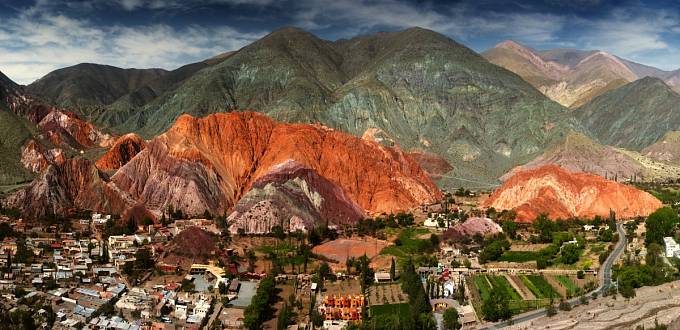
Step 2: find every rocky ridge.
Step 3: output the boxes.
[485,165,662,222]
[95,133,147,171]
[228,160,366,234]
[111,111,441,218]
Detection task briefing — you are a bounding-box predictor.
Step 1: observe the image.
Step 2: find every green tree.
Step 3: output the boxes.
[443,308,461,330]
[646,243,663,267]
[271,225,285,241]
[645,207,679,246]
[481,287,511,321]
[560,243,581,264]
[357,254,374,288]
[390,257,396,281]
[533,214,556,243]
[317,262,331,282]
[546,304,557,317]
[501,220,518,239]
[218,282,227,295]
[134,248,154,269]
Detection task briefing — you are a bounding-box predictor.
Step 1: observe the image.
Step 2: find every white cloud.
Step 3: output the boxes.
[560,7,680,70]
[292,0,565,44]
[0,6,264,84]
[576,9,677,57]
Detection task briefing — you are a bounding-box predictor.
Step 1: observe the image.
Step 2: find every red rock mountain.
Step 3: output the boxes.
[5,158,134,217]
[111,112,441,217]
[7,95,114,150]
[484,165,661,222]
[228,160,367,234]
[96,133,147,171]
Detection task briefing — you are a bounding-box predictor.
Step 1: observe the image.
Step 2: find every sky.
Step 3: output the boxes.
[2,0,680,84]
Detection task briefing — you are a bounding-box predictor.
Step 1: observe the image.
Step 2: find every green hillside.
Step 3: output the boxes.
[575,77,680,150]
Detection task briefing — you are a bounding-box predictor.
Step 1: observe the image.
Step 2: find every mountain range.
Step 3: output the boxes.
[2,26,680,223]
[20,27,580,188]
[483,40,680,108]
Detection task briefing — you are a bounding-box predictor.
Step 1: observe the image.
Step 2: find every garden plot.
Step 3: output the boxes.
[520,275,559,299]
[552,275,580,297]
[367,283,408,306]
[508,275,536,300]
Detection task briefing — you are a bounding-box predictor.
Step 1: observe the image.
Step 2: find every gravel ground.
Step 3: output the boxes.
[503,280,680,329]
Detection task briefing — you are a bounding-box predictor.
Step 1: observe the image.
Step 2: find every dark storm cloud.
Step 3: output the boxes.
[2,0,680,84]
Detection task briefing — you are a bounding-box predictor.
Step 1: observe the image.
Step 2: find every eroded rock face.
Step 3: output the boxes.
[485,165,662,222]
[112,112,441,217]
[96,133,147,171]
[228,160,366,234]
[20,140,65,173]
[408,151,454,180]
[8,94,114,149]
[5,158,133,218]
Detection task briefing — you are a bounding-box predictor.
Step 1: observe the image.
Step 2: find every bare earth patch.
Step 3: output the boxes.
[312,238,391,264]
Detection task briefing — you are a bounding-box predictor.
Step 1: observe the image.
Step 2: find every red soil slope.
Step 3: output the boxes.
[484,165,662,222]
[112,112,441,217]
[96,133,147,171]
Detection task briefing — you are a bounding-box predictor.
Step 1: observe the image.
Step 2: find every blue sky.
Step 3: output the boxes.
[2,0,680,84]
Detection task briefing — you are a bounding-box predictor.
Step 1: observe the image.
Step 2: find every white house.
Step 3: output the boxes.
[664,237,680,258]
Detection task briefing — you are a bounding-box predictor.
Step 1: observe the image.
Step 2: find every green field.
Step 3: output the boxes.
[520,275,559,299]
[370,303,411,317]
[487,276,522,300]
[554,275,579,296]
[381,228,434,257]
[256,242,295,255]
[589,244,605,253]
[473,275,493,301]
[473,275,550,315]
[498,251,539,262]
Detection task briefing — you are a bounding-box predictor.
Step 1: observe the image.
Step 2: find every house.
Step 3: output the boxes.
[108,235,135,250]
[92,213,111,225]
[228,279,240,294]
[373,272,391,283]
[664,237,680,258]
[441,246,460,256]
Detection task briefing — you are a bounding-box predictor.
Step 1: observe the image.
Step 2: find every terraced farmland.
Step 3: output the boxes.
[474,275,493,300]
[472,274,553,315]
[520,275,559,299]
[554,275,580,297]
[487,275,523,300]
[498,251,539,263]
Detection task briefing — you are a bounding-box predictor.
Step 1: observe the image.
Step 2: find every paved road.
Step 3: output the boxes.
[480,223,628,329]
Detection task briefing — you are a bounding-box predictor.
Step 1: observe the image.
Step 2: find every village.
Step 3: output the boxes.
[2,186,672,330]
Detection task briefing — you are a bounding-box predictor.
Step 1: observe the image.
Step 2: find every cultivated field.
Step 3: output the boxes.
[472,273,566,316]
[367,283,408,306]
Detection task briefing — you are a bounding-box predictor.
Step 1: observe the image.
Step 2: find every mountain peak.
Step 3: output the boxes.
[629,76,670,90]
[266,26,317,39]
[495,40,528,50]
